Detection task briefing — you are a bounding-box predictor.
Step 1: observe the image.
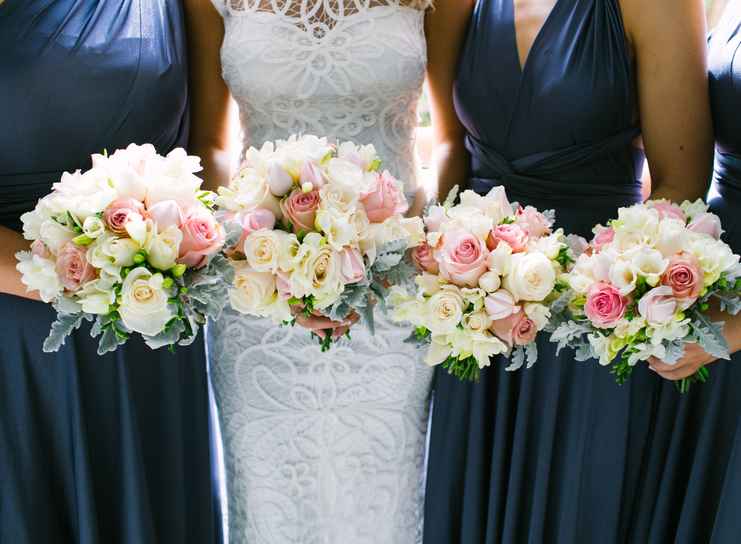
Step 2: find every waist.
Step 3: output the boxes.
[712,151,741,200]
[469,172,643,208]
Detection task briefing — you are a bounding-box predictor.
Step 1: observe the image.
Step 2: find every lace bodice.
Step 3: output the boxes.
[214,0,429,195]
[209,3,434,543]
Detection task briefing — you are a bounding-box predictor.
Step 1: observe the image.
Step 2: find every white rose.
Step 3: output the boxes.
[290,233,343,307]
[15,251,63,302]
[503,252,556,302]
[478,271,502,293]
[464,311,493,334]
[326,158,365,195]
[425,285,465,335]
[319,182,359,215]
[316,208,357,251]
[229,262,280,319]
[630,246,668,286]
[524,302,551,330]
[655,218,688,257]
[39,219,75,253]
[609,259,638,295]
[146,225,182,271]
[244,229,291,273]
[118,267,174,336]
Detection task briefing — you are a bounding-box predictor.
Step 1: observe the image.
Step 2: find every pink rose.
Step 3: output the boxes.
[651,201,686,222]
[490,310,537,347]
[178,212,225,268]
[339,247,366,284]
[276,270,292,300]
[638,286,677,326]
[103,197,146,235]
[281,189,320,233]
[487,224,528,253]
[584,281,629,328]
[434,229,489,287]
[687,212,722,239]
[515,206,552,237]
[31,240,51,259]
[147,200,184,230]
[56,242,97,292]
[299,161,325,188]
[484,289,518,320]
[592,226,615,252]
[411,242,439,274]
[360,170,408,223]
[662,252,702,301]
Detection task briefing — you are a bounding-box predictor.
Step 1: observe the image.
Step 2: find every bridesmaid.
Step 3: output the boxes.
[424,0,713,542]
[0,1,220,542]
[634,1,741,541]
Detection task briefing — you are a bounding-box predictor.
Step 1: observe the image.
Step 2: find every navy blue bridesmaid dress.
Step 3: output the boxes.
[625,6,741,542]
[0,1,220,542]
[424,1,668,542]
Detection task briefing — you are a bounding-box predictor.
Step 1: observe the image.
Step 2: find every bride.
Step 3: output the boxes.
[184,1,470,542]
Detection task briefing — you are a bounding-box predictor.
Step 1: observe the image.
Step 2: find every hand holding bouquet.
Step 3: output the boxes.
[549,199,741,392]
[16,144,235,354]
[390,186,578,381]
[218,135,423,350]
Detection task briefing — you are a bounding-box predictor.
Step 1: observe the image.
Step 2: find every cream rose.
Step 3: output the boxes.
[425,286,465,335]
[503,252,557,302]
[243,230,292,273]
[290,233,343,307]
[229,262,290,322]
[118,267,174,336]
[147,225,183,271]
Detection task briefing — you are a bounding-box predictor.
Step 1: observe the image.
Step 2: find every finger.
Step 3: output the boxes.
[648,359,686,373]
[656,368,696,381]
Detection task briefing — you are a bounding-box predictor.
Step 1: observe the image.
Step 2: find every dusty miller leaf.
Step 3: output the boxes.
[690,310,730,360]
[661,340,686,365]
[549,320,593,355]
[43,312,88,353]
[505,346,526,372]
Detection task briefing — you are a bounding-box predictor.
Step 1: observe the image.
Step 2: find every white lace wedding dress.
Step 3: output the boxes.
[207,2,434,542]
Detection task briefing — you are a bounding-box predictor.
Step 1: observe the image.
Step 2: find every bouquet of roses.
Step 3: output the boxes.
[217,134,424,350]
[549,199,741,392]
[389,186,577,382]
[16,144,236,354]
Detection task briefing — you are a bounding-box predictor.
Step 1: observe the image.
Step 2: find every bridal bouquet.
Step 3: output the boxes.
[217,134,424,350]
[16,144,236,354]
[549,199,741,392]
[390,186,577,381]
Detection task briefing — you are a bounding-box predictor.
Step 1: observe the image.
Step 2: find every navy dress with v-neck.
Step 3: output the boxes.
[423,1,666,542]
[623,7,741,543]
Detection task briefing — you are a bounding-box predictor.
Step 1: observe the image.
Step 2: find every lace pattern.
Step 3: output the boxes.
[209,2,433,542]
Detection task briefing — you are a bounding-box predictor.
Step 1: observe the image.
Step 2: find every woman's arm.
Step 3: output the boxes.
[424,0,475,201]
[183,0,233,191]
[623,0,714,203]
[0,225,40,300]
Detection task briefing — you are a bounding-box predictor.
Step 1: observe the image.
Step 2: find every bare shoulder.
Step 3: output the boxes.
[619,0,705,43]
